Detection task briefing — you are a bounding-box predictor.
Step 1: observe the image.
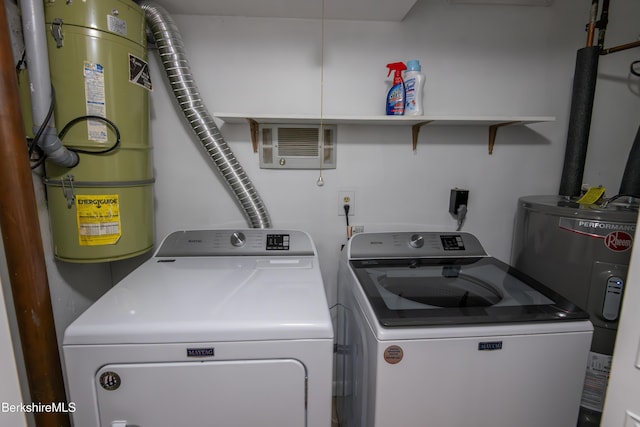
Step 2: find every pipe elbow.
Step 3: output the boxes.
[38,129,79,168]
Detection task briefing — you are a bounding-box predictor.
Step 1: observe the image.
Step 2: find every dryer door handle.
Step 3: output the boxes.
[112,422,130,427]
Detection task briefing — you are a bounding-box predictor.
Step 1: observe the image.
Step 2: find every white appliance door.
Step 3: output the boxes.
[95,359,306,427]
[374,330,592,427]
[602,224,640,426]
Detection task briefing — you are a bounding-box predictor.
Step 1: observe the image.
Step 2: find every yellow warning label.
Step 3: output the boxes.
[75,195,121,246]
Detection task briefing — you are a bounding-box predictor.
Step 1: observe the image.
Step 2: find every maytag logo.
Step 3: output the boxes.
[478,341,503,351]
[186,348,215,357]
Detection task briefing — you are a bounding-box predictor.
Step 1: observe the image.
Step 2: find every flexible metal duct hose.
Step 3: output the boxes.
[139,1,271,228]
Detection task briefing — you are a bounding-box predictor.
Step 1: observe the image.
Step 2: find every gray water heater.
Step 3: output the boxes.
[512,195,638,427]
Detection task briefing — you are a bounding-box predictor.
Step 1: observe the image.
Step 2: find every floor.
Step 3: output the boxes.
[332,398,340,427]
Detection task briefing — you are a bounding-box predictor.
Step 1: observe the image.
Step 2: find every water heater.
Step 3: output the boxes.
[43,0,154,262]
[512,195,638,427]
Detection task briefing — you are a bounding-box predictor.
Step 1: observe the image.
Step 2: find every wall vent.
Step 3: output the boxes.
[259,124,337,169]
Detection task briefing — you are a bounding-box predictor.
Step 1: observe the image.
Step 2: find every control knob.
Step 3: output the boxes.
[409,234,424,248]
[230,232,246,247]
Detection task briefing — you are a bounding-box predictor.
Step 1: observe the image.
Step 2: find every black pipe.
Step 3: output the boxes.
[558,46,601,197]
[619,124,640,197]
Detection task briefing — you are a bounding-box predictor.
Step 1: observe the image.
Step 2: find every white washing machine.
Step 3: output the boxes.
[335,231,593,427]
[63,229,333,427]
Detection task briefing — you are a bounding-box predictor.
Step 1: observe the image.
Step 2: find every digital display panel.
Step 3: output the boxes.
[441,235,465,251]
[266,234,290,250]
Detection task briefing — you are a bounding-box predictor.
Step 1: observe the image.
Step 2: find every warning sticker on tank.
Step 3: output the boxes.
[129,54,152,91]
[107,15,127,37]
[75,195,121,246]
[83,62,108,143]
[559,218,635,252]
[580,351,612,413]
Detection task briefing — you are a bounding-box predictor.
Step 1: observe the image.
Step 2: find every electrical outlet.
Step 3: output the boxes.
[338,191,355,216]
[449,188,469,215]
[350,225,365,236]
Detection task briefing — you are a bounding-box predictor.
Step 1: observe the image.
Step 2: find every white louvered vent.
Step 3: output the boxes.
[259,124,337,169]
[278,128,320,157]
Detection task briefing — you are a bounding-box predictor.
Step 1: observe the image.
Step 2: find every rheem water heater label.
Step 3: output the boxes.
[559,218,635,252]
[580,351,612,412]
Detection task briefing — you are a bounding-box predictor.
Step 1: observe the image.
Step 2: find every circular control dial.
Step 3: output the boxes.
[409,234,424,248]
[230,232,246,247]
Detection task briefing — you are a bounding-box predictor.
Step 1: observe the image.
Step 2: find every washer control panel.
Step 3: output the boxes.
[349,232,487,259]
[156,229,314,257]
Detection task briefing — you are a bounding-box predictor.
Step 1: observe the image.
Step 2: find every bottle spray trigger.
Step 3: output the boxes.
[385,62,407,116]
[386,62,407,79]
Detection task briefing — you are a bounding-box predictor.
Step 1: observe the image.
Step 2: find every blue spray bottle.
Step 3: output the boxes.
[386,62,407,115]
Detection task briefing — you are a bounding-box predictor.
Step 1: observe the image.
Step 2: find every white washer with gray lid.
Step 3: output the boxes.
[336,231,593,427]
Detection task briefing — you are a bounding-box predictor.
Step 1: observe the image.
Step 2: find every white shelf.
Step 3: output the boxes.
[216,113,553,126]
[214,113,555,153]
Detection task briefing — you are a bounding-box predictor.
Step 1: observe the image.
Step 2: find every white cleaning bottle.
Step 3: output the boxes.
[404,59,425,116]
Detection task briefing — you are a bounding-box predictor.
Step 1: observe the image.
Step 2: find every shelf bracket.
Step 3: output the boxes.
[488,121,518,154]
[247,118,259,153]
[412,121,434,151]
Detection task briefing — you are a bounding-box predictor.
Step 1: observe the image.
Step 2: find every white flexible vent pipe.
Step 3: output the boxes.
[139,1,271,229]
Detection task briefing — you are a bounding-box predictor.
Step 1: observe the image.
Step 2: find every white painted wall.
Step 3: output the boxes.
[148,0,640,307]
[0,1,639,424]
[0,278,27,427]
